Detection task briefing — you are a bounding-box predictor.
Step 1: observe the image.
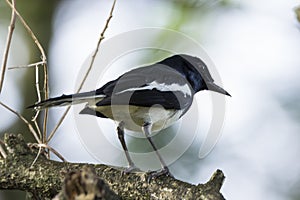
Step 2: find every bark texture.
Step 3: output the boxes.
[0,133,226,200]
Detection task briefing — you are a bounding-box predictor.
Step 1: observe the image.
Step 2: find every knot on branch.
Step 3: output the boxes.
[3,133,31,156]
[54,166,120,200]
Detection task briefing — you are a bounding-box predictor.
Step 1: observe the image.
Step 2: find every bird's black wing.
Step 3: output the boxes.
[95,64,194,110]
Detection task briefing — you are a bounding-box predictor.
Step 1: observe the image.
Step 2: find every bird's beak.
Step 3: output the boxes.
[206,82,231,97]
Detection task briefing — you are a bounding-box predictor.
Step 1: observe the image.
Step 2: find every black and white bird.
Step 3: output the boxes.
[29,54,230,179]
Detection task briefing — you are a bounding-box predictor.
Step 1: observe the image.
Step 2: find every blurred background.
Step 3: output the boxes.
[1,0,300,199]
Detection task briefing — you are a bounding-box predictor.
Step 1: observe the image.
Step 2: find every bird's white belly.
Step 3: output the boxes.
[93,105,184,132]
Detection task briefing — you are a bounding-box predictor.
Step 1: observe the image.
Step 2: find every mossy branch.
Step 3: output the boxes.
[0,133,226,200]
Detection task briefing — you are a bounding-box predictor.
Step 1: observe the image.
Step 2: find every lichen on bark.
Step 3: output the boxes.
[0,133,226,200]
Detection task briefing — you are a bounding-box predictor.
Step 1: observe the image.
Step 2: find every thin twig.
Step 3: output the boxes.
[33,120,42,140]
[0,0,16,93]
[42,64,49,144]
[29,143,67,163]
[5,0,49,143]
[30,145,42,167]
[47,0,117,143]
[34,64,42,118]
[78,0,116,92]
[8,60,44,125]
[8,61,45,70]
[46,106,71,143]
[0,101,42,144]
[0,140,7,159]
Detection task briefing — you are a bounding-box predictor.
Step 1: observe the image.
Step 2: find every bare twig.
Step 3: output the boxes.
[0,0,16,93]
[79,0,117,92]
[42,65,49,143]
[29,143,67,163]
[34,64,42,117]
[8,60,44,125]
[46,106,71,143]
[47,0,117,143]
[33,120,42,140]
[0,101,42,144]
[5,0,49,143]
[8,61,45,70]
[30,144,42,167]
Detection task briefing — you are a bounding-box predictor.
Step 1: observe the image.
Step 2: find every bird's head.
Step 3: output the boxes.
[159,54,231,97]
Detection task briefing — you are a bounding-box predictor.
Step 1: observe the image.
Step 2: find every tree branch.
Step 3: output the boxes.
[0,133,226,200]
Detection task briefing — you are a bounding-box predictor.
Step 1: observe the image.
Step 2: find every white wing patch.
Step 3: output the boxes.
[116,81,192,97]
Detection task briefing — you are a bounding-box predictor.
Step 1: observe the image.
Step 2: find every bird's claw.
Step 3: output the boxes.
[147,167,173,183]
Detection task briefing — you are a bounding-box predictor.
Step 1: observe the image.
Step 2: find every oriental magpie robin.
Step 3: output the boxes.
[29,54,230,179]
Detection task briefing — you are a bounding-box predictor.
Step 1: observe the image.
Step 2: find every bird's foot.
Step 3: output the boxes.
[147,166,173,183]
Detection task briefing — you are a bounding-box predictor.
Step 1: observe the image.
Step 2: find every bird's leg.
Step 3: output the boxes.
[117,121,140,173]
[142,122,173,181]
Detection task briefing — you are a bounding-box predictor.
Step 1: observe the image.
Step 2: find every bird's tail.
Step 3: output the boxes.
[28,91,105,110]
